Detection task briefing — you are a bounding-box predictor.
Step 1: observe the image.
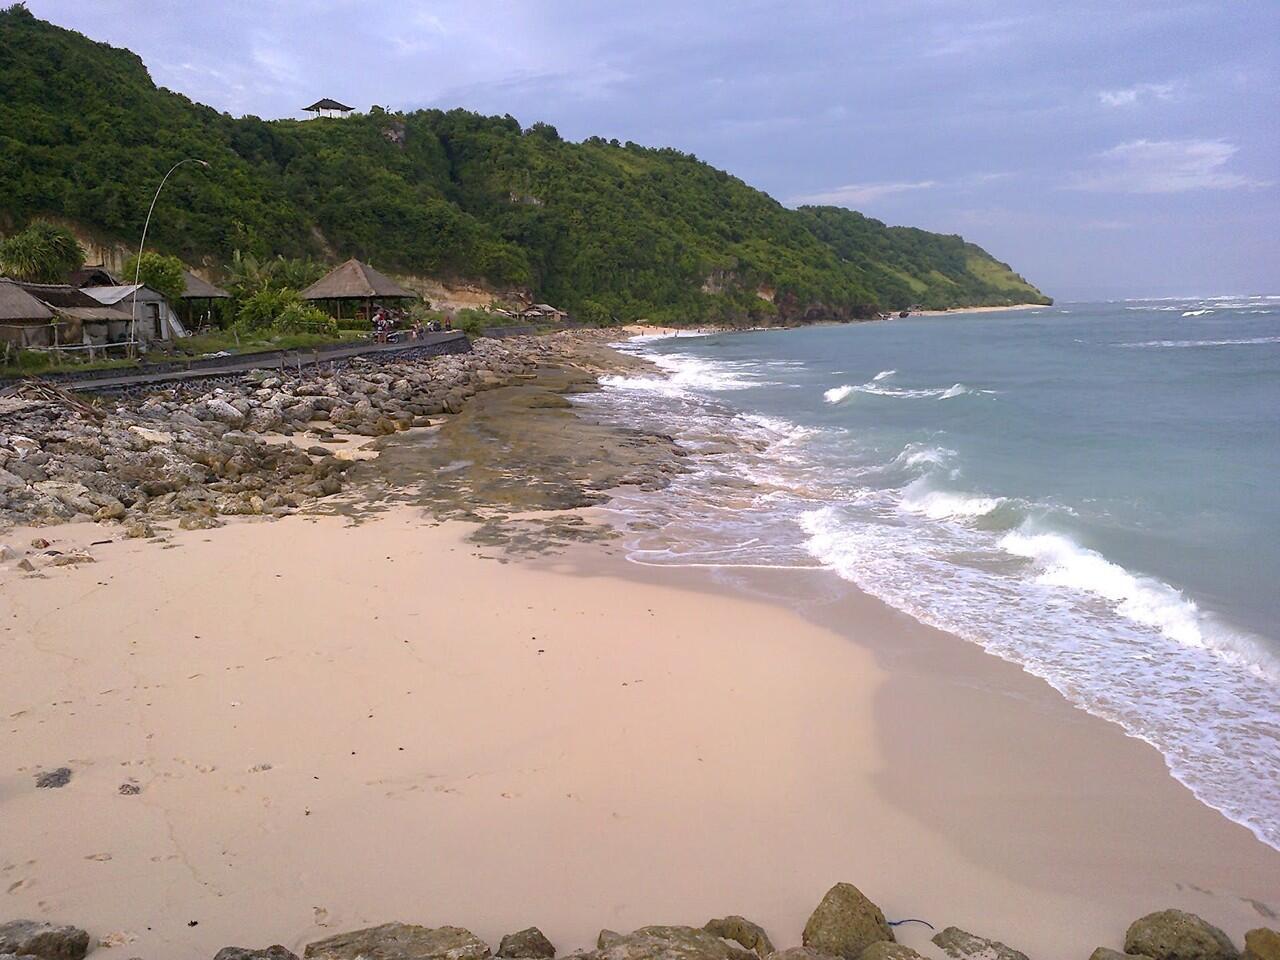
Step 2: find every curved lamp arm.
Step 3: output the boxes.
[129,158,210,351]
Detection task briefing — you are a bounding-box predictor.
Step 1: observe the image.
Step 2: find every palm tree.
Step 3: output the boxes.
[0,220,85,282]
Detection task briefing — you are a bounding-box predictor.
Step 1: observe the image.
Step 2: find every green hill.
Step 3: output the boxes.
[0,3,1050,324]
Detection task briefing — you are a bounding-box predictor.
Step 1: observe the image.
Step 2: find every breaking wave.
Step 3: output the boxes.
[1118,336,1280,349]
[900,479,1007,520]
[824,379,974,403]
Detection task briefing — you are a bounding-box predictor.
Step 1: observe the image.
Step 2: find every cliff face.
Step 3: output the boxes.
[0,6,1051,323]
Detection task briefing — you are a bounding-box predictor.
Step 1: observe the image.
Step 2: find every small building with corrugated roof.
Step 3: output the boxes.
[82,284,185,340]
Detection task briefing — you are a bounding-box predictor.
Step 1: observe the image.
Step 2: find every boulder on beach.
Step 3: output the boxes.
[766,949,839,960]
[0,919,92,960]
[1243,929,1280,960]
[931,927,1029,960]
[1124,911,1238,960]
[861,944,926,960]
[1090,950,1154,960]
[592,926,758,960]
[214,948,301,960]
[498,928,556,959]
[304,924,491,960]
[704,917,774,958]
[802,883,895,959]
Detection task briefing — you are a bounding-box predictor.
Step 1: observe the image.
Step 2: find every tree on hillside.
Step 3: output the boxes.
[0,219,85,282]
[122,251,185,302]
[225,250,325,299]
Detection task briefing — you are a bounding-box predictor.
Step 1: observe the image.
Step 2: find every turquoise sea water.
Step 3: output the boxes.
[576,298,1280,849]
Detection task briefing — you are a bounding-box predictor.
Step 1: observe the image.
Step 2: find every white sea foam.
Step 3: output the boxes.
[901,479,1005,520]
[625,330,715,344]
[601,352,766,396]
[1182,309,1214,317]
[1118,336,1280,349]
[892,443,957,470]
[824,380,973,402]
[739,412,814,444]
[873,369,896,381]
[999,527,1204,647]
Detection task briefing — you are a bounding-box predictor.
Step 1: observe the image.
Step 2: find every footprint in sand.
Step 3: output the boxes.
[314,907,330,927]
[1241,897,1278,920]
[84,853,112,862]
[7,878,30,894]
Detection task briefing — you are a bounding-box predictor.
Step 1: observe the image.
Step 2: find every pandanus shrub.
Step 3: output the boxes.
[0,219,85,282]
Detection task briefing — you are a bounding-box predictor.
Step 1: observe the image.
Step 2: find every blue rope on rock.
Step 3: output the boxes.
[887,918,935,930]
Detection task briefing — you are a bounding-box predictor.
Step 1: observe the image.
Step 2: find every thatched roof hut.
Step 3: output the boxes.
[0,279,81,348]
[180,270,230,300]
[301,259,418,302]
[0,279,56,322]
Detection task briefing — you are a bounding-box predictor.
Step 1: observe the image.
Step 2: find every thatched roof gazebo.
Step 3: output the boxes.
[304,98,354,119]
[180,270,230,300]
[178,270,230,329]
[300,259,418,322]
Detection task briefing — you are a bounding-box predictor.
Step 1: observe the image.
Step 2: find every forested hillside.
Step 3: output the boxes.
[0,4,1049,323]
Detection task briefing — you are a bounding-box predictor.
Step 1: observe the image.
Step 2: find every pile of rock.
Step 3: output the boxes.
[6,883,1275,960]
[0,334,616,537]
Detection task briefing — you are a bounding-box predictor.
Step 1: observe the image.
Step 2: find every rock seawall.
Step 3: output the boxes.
[0,332,656,552]
[4,888,1273,960]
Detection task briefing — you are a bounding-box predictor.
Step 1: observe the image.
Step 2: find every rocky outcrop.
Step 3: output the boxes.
[704,917,774,959]
[1124,911,1238,960]
[931,927,1029,960]
[860,944,925,960]
[498,928,556,959]
[766,949,838,960]
[801,884,894,960]
[214,948,301,960]
[1242,929,1280,960]
[0,920,91,960]
[304,924,492,960]
[592,926,758,960]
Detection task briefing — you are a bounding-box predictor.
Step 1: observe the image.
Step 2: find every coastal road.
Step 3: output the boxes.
[0,331,471,395]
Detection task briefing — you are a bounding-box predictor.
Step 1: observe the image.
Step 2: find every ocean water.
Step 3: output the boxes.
[573,298,1280,850]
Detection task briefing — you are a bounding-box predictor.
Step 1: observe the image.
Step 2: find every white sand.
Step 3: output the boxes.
[911,304,1048,316]
[2,511,1276,959]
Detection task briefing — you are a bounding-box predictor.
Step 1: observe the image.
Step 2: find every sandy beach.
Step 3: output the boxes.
[2,505,1277,960]
[910,304,1049,317]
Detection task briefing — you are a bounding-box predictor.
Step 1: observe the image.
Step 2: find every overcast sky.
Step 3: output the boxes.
[28,0,1280,300]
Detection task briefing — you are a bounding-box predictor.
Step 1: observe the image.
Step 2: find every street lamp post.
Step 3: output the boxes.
[129,157,209,356]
